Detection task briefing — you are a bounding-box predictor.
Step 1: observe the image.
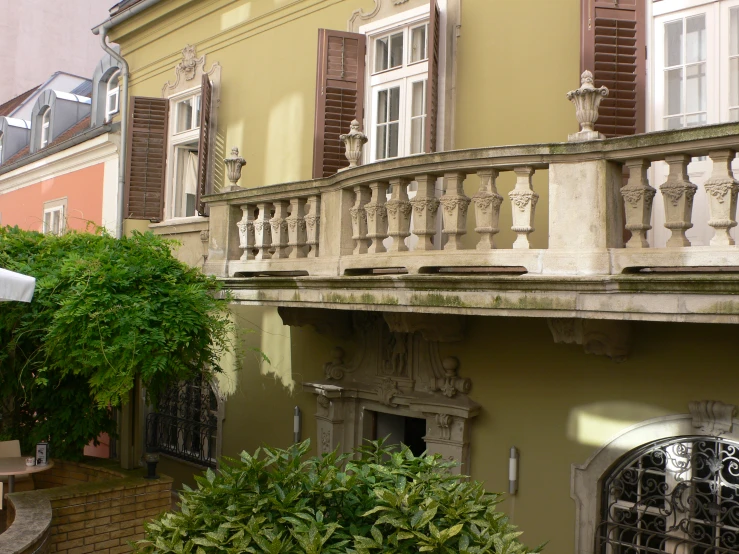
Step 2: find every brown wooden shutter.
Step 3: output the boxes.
[581,0,645,136]
[313,29,366,179]
[125,96,169,221]
[196,74,213,217]
[424,0,440,153]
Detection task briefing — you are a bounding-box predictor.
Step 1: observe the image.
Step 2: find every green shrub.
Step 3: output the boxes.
[137,440,544,554]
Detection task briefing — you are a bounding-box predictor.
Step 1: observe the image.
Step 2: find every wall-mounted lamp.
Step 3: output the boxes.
[294,406,302,443]
[509,447,519,495]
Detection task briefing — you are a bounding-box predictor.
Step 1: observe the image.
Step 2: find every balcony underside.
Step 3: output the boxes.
[221,272,739,324]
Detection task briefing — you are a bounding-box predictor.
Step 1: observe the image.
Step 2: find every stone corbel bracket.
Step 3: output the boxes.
[278,307,353,339]
[548,318,632,362]
[383,312,466,342]
[690,400,737,435]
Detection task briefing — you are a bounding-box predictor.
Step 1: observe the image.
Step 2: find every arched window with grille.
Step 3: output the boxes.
[599,436,739,554]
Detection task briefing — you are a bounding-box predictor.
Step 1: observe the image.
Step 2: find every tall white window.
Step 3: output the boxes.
[167,90,201,219]
[43,205,65,235]
[40,108,51,148]
[366,13,429,162]
[106,70,121,122]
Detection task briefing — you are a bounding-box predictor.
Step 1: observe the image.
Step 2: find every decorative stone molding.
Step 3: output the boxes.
[509,167,538,249]
[302,312,479,474]
[548,318,632,362]
[689,400,737,435]
[347,0,429,32]
[704,150,739,246]
[440,172,470,251]
[472,169,503,250]
[566,70,609,142]
[277,307,353,339]
[383,312,465,342]
[162,44,221,99]
[572,403,739,554]
[660,155,698,247]
[622,159,656,248]
[224,147,246,189]
[339,120,368,170]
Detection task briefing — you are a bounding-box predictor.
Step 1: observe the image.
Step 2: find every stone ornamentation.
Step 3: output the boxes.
[350,185,371,254]
[237,205,255,261]
[324,347,349,380]
[305,195,321,258]
[472,169,503,249]
[286,198,307,259]
[704,151,739,246]
[548,318,632,362]
[509,167,538,249]
[440,173,471,250]
[321,430,332,454]
[376,377,400,407]
[566,70,609,142]
[436,414,452,440]
[689,401,737,435]
[622,159,656,249]
[386,178,412,252]
[339,120,368,170]
[269,201,290,258]
[433,357,471,398]
[660,155,698,247]
[409,175,440,251]
[254,203,272,260]
[177,45,204,82]
[366,182,389,253]
[223,147,246,188]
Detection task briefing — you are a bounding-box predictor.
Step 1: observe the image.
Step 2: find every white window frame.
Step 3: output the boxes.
[361,5,431,163]
[43,198,67,235]
[0,132,4,164]
[105,69,121,122]
[165,87,202,220]
[40,108,51,149]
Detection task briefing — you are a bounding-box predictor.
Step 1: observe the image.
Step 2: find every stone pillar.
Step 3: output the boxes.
[386,178,412,252]
[509,166,538,249]
[440,172,470,251]
[202,200,243,276]
[660,155,698,247]
[622,159,656,249]
[314,394,347,456]
[270,200,290,259]
[318,188,354,259]
[423,413,472,476]
[254,202,272,260]
[410,174,440,251]
[287,198,307,258]
[705,150,739,247]
[366,182,389,254]
[472,169,503,250]
[237,204,256,261]
[305,195,321,258]
[350,185,371,255]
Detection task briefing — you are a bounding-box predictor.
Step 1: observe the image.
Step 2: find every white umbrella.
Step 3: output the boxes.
[0,268,36,302]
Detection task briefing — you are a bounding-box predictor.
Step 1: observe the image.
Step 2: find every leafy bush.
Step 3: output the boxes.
[138,440,543,554]
[0,226,233,459]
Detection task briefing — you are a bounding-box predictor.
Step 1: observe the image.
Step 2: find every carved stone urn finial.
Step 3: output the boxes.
[224,147,247,188]
[339,120,368,170]
[566,70,609,142]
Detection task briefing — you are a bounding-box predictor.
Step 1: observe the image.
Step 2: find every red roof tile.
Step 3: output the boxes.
[0,85,40,117]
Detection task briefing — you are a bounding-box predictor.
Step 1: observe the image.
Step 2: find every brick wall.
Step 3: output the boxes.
[3,460,172,554]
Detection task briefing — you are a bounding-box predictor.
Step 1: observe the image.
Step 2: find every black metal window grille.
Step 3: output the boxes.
[599,436,739,554]
[145,376,218,468]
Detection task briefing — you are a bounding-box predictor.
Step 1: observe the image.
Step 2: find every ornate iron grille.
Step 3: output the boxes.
[145,376,218,468]
[599,436,739,554]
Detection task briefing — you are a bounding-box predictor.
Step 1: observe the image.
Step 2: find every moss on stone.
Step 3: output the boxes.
[410,293,466,308]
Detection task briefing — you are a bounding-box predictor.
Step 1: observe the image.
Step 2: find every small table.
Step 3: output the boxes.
[0,458,54,493]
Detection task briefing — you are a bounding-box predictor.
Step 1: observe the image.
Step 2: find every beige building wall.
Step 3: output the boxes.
[0,0,111,102]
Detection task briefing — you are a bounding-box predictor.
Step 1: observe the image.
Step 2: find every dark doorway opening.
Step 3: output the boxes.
[370,411,427,457]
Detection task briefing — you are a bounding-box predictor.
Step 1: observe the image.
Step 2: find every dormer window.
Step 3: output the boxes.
[106,70,121,122]
[40,108,51,148]
[0,132,3,164]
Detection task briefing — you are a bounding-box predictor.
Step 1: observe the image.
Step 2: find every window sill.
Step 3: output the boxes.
[149,216,208,235]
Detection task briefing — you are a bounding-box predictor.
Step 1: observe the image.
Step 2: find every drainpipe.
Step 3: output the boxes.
[92,0,162,238]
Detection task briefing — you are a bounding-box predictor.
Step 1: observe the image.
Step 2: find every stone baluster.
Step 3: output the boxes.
[660,155,698,247]
[305,195,321,257]
[386,177,412,252]
[472,169,503,250]
[287,198,308,258]
[508,166,538,249]
[350,185,371,255]
[237,204,256,261]
[270,200,290,258]
[705,150,739,247]
[366,182,389,254]
[410,174,440,251]
[621,159,656,249]
[440,172,470,251]
[254,202,272,260]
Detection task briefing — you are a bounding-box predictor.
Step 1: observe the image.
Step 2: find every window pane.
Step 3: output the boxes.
[665,116,683,129]
[176,98,194,132]
[410,117,424,154]
[389,33,403,68]
[410,25,427,63]
[107,91,118,115]
[375,38,388,72]
[388,122,399,158]
[686,113,707,127]
[411,80,426,117]
[194,95,201,129]
[731,108,739,122]
[665,20,683,67]
[377,89,388,123]
[665,68,683,116]
[108,73,120,89]
[732,8,739,57]
[389,87,400,122]
[732,58,739,107]
[376,125,387,159]
[686,63,706,114]
[686,15,706,63]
